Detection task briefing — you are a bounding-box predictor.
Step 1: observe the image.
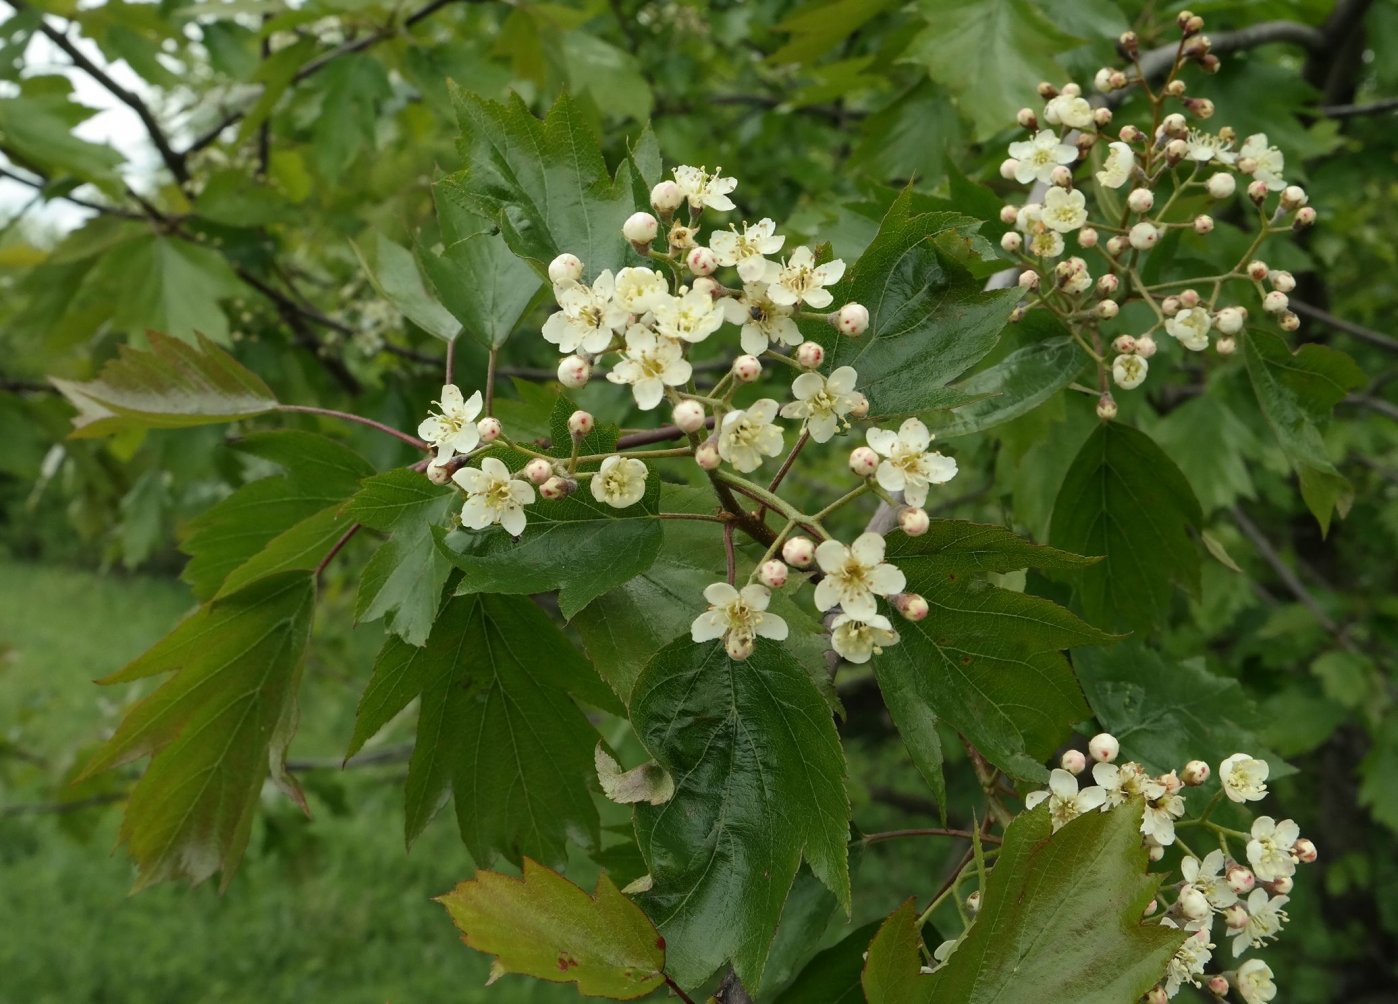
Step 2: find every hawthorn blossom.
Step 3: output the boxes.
[1025,768,1107,832]
[1045,93,1094,129]
[1113,354,1148,390]
[1181,850,1239,911]
[673,165,737,211]
[1246,816,1300,883]
[1231,888,1288,956]
[543,270,627,354]
[1239,134,1286,190]
[1185,130,1236,164]
[768,246,846,309]
[1141,778,1186,846]
[1026,225,1065,259]
[829,612,900,664]
[607,326,692,410]
[1166,307,1213,352]
[613,266,670,314]
[722,283,802,355]
[866,418,958,508]
[1008,130,1078,185]
[654,286,725,344]
[453,457,534,536]
[709,218,784,282]
[1220,753,1269,803]
[779,366,860,443]
[813,532,905,620]
[1042,187,1088,232]
[717,399,785,472]
[1095,141,1135,188]
[590,455,648,509]
[1160,921,1213,998]
[690,582,787,655]
[418,384,483,464]
[1093,760,1151,808]
[1235,959,1277,1004]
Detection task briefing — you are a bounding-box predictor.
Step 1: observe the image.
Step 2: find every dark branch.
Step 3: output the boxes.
[1318,96,1398,119]
[1291,300,1398,353]
[0,162,145,220]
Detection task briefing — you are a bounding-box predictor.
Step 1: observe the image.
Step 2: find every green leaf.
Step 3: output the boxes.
[914,802,1186,1002]
[52,331,276,438]
[769,0,900,65]
[632,638,850,990]
[861,900,932,1004]
[557,31,654,122]
[1151,393,1259,514]
[774,921,881,1004]
[308,56,391,182]
[78,572,316,890]
[419,225,542,348]
[878,523,1106,784]
[347,593,607,864]
[195,169,295,227]
[1049,422,1203,633]
[0,95,124,191]
[903,0,1080,139]
[89,233,245,343]
[444,89,635,272]
[437,860,666,1000]
[1243,328,1364,535]
[1359,715,1398,834]
[343,469,457,647]
[351,231,462,343]
[934,334,1085,439]
[820,191,1019,418]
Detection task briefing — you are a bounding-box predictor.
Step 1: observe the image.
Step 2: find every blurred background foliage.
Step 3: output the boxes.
[0,0,1394,1000]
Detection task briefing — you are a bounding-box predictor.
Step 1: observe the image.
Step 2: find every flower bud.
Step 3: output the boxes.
[693,276,720,297]
[892,592,929,622]
[1001,231,1023,253]
[1088,732,1120,763]
[1093,68,1115,92]
[1146,987,1167,1004]
[1199,53,1220,73]
[1158,770,1182,795]
[1180,10,1204,34]
[835,302,870,337]
[999,158,1020,180]
[1294,206,1317,229]
[557,354,592,388]
[1037,81,1058,99]
[725,632,754,661]
[1112,334,1137,354]
[1135,335,1157,358]
[695,440,721,470]
[1178,886,1210,922]
[1181,759,1210,785]
[476,416,503,443]
[1016,107,1038,130]
[548,253,584,285]
[1279,310,1300,332]
[672,399,706,434]
[1105,235,1128,256]
[524,458,554,485]
[1097,394,1117,420]
[1281,185,1308,210]
[1215,306,1246,334]
[1078,226,1099,248]
[1128,222,1159,250]
[1009,306,1025,323]
[1246,259,1269,281]
[1268,875,1294,895]
[898,506,930,537]
[1223,904,1249,930]
[850,446,880,478]
[1185,33,1212,58]
[567,410,594,438]
[1294,837,1318,863]
[796,341,825,369]
[540,475,575,500]
[1018,269,1040,290]
[650,180,683,215]
[1161,296,1181,316]
[668,222,698,250]
[687,246,718,276]
[1247,179,1269,205]
[966,890,981,915]
[1049,165,1073,188]
[1060,749,1087,775]
[1269,269,1296,293]
[1179,288,1200,308]
[622,211,659,245]
[1062,82,1082,97]
[1117,30,1139,58]
[1186,97,1215,119]
[1205,173,1236,199]
[1162,112,1188,136]
[1096,273,1119,296]
[999,204,1020,225]
[849,393,870,419]
[1165,138,1189,163]
[1193,214,1214,234]
[1226,865,1256,894]
[1206,975,1229,997]
[426,463,452,486]
[1147,842,1165,862]
[782,536,815,568]
[1127,188,1154,213]
[758,559,788,589]
[1093,107,1113,128]
[1215,336,1236,355]
[1142,898,1158,917]
[732,354,762,382]
[1095,299,1119,320]
[1118,124,1144,143]
[1262,290,1289,314]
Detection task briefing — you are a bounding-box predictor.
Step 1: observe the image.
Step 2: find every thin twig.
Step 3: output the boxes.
[1318,95,1398,118]
[278,404,428,450]
[663,975,696,1004]
[723,522,736,585]
[483,346,495,414]
[616,417,715,449]
[1290,300,1398,353]
[1231,506,1344,637]
[864,827,1002,846]
[315,523,362,578]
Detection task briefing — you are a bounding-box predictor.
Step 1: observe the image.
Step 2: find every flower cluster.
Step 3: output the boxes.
[995,9,1316,417]
[1026,732,1312,1002]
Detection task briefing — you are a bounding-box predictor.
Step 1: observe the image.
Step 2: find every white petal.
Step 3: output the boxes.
[850,532,886,566]
[814,539,848,573]
[500,506,527,536]
[868,563,906,595]
[865,427,897,456]
[691,611,726,642]
[755,613,788,640]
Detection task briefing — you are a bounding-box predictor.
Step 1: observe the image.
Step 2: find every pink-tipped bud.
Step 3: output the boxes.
[1165,138,1189,163]
[1161,296,1181,316]
[1049,164,1073,188]
[1179,288,1200,308]
[1095,299,1119,320]
[1206,173,1236,199]
[1269,269,1296,293]
[725,631,754,662]
[1247,179,1269,205]
[758,559,789,590]
[848,393,870,419]
[1016,107,1038,130]
[1093,106,1113,128]
[548,253,584,285]
[1178,886,1210,921]
[1223,904,1249,930]
[1279,310,1300,332]
[1206,975,1229,997]
[1097,394,1117,420]
[999,204,1020,225]
[1164,79,1187,98]
[568,410,594,438]
[1105,235,1128,256]
[1247,259,1270,281]
[1088,733,1120,763]
[524,458,554,485]
[835,302,870,337]
[1113,335,1137,355]
[892,592,929,622]
[782,536,815,568]
[1096,273,1119,296]
[1162,112,1187,136]
[1127,187,1154,213]
[1268,875,1294,895]
[1129,222,1159,250]
[650,180,683,215]
[540,475,575,500]
[1186,97,1215,119]
[1146,986,1167,1004]
[1226,865,1256,895]
[426,463,452,486]
[1018,269,1040,290]
[1281,185,1308,210]
[1078,226,1099,249]
[1181,760,1210,785]
[1294,206,1317,229]
[687,246,718,276]
[796,341,825,369]
[999,158,1020,180]
[1215,306,1246,334]
[1060,749,1087,775]
[1193,214,1214,234]
[898,506,930,537]
[1147,841,1165,862]
[476,416,503,443]
[1000,231,1023,253]
[557,354,592,389]
[672,400,706,434]
[849,446,880,478]
[1215,337,1236,355]
[695,440,721,470]
[1135,335,1158,359]
[1294,837,1317,863]
[1263,290,1289,314]
[731,354,762,382]
[1142,898,1158,917]
[1159,770,1183,795]
[692,276,720,297]
[623,211,659,245]
[1118,124,1144,143]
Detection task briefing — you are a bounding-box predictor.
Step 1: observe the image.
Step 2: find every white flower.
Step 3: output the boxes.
[709,218,784,283]
[1025,768,1108,832]
[829,612,900,664]
[589,455,648,509]
[1141,778,1186,846]
[722,283,802,355]
[813,532,906,620]
[607,326,692,410]
[613,266,670,314]
[542,270,627,354]
[1160,920,1213,997]
[1092,760,1150,808]
[1180,850,1238,910]
[1185,129,1236,164]
[1042,187,1088,233]
[418,384,483,464]
[653,286,725,344]
[1008,130,1078,185]
[768,246,846,309]
[1239,134,1286,191]
[866,418,957,508]
[1095,141,1135,189]
[1246,817,1300,883]
[717,399,785,472]
[779,366,860,443]
[1231,888,1288,956]
[1045,93,1094,129]
[673,164,738,211]
[1166,307,1213,352]
[690,581,787,649]
[1026,225,1065,258]
[1220,753,1269,803]
[1236,959,1277,1004]
[1112,353,1148,389]
[453,457,535,537]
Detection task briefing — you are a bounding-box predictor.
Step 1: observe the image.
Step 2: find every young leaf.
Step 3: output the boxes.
[350,231,462,343]
[914,801,1186,1003]
[1243,328,1364,534]
[78,572,316,890]
[437,859,666,1000]
[861,900,933,1004]
[52,331,277,438]
[819,191,1019,418]
[631,638,851,990]
[343,469,457,647]
[1049,422,1204,633]
[347,593,612,865]
[418,225,542,348]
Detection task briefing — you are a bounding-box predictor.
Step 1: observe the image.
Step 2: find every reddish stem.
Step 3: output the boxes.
[277,404,429,451]
[864,827,1003,846]
[314,523,362,578]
